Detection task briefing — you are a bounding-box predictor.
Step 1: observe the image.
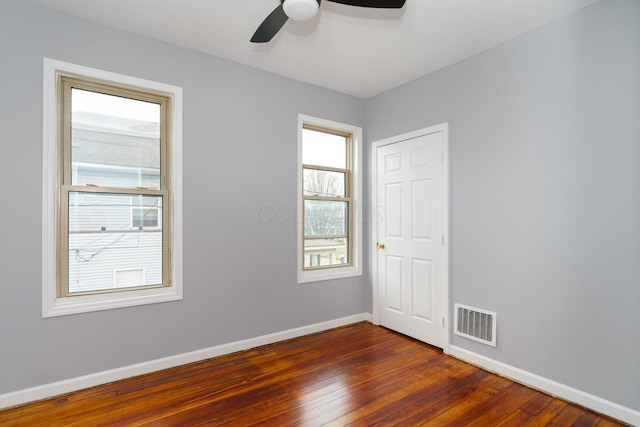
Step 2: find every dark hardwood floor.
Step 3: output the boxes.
[0,322,625,426]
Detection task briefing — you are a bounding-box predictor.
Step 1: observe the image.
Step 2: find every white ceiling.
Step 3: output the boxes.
[23,0,599,98]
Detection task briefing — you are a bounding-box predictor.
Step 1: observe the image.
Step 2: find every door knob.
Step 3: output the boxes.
[376,243,385,249]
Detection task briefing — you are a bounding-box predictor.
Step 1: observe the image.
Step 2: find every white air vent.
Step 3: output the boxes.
[454,304,497,347]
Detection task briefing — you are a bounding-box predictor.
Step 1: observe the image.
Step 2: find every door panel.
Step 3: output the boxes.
[385,183,403,238]
[376,129,446,348]
[412,179,432,240]
[385,256,404,313]
[412,258,433,320]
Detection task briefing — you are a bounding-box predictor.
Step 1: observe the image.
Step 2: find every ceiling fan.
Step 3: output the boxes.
[251,0,407,43]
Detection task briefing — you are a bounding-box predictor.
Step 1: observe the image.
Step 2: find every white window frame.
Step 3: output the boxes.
[297,114,362,283]
[42,58,183,317]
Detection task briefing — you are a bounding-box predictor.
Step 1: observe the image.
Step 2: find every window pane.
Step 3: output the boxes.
[68,192,163,293]
[71,88,161,189]
[302,129,346,169]
[303,169,345,197]
[304,238,348,267]
[304,200,348,237]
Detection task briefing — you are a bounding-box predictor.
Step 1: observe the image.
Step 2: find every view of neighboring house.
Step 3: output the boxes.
[68,111,163,293]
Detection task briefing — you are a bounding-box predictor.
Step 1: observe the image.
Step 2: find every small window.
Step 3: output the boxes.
[42,59,183,317]
[131,195,161,229]
[114,268,145,288]
[297,115,362,283]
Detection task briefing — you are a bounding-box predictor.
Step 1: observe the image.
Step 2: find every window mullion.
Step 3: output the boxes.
[61,185,166,197]
[303,195,350,203]
[305,235,348,240]
[302,164,347,174]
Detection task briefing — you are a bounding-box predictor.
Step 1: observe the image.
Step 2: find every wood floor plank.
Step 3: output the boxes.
[519,392,555,416]
[598,416,628,427]
[494,408,534,427]
[446,382,536,425]
[414,376,512,426]
[0,323,627,427]
[521,399,570,426]
[550,404,591,426]
[328,362,481,426]
[572,412,602,426]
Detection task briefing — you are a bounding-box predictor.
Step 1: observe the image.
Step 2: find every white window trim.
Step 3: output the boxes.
[42,58,183,317]
[297,114,362,284]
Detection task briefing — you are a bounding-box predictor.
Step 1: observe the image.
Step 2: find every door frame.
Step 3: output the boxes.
[370,123,450,354]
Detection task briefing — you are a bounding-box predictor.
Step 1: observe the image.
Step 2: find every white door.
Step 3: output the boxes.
[374,125,448,349]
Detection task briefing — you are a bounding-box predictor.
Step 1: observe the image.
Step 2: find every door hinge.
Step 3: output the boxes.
[442,317,445,327]
[442,235,444,245]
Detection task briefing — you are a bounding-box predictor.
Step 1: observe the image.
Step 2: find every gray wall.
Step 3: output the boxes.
[366,0,639,411]
[0,0,366,394]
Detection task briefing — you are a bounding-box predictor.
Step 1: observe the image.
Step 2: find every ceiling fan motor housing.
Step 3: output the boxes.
[251,0,404,43]
[283,0,320,21]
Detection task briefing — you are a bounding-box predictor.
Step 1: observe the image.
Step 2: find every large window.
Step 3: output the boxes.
[43,59,183,317]
[297,115,362,283]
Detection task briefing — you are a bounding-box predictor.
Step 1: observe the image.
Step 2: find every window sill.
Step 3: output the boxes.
[298,265,362,284]
[42,286,182,318]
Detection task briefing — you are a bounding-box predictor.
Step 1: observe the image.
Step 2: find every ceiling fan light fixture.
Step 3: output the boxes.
[251,0,406,43]
[283,0,319,21]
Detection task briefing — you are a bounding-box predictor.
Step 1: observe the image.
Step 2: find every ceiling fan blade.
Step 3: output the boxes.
[327,0,405,7]
[251,3,289,43]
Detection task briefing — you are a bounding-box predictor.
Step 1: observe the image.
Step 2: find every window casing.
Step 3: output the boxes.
[297,115,362,283]
[43,59,183,317]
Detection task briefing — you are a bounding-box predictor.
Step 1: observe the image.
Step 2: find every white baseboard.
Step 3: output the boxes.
[0,313,373,411]
[449,345,640,426]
